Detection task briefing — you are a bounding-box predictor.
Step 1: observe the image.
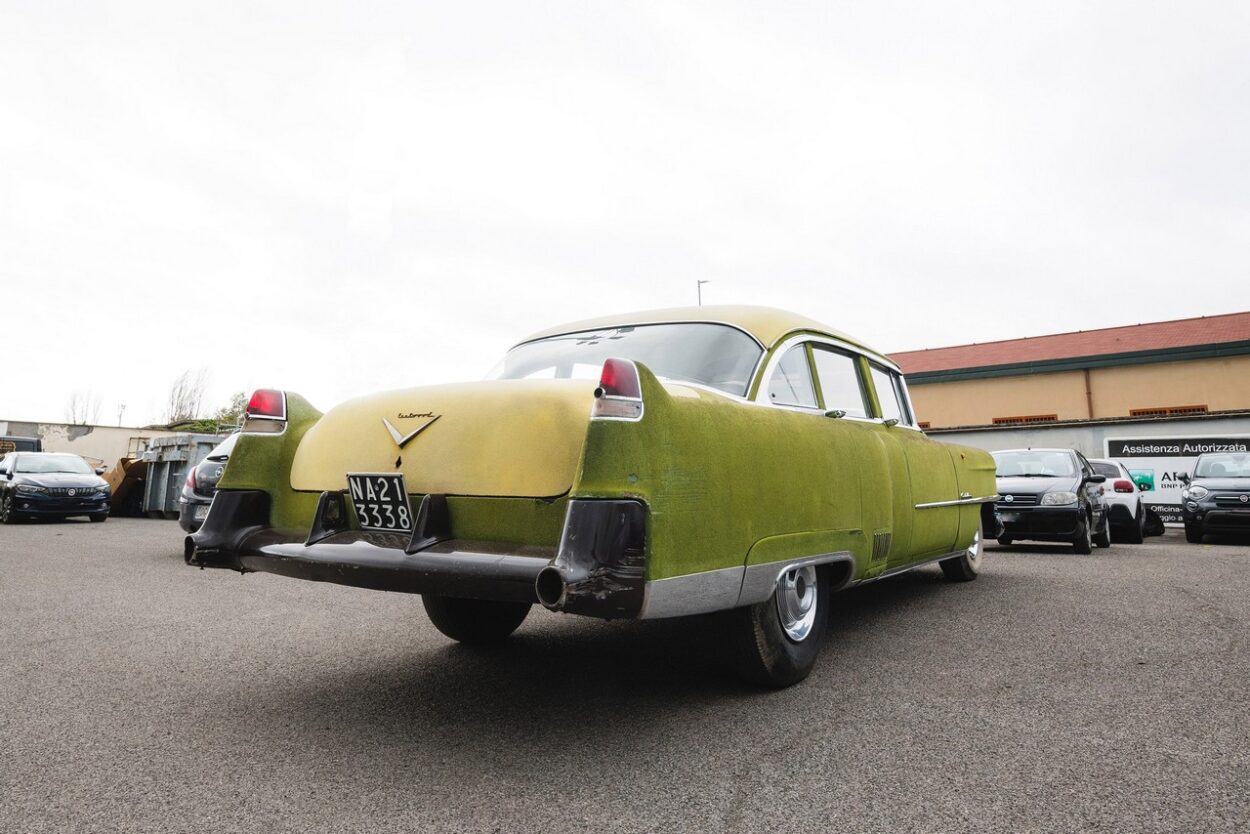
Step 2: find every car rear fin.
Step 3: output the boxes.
[592,358,644,421]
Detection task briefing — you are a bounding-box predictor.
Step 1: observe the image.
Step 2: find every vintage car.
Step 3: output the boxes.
[187,306,999,686]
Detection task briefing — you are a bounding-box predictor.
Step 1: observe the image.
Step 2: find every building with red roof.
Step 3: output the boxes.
[889,312,1250,429]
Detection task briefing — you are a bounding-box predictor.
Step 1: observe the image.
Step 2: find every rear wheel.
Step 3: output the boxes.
[1073,517,1093,554]
[1184,523,1204,544]
[940,523,983,582]
[726,564,828,688]
[421,595,530,644]
[1123,503,1145,544]
[1093,513,1112,549]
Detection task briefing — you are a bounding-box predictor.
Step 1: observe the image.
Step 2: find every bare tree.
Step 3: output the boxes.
[65,390,102,425]
[164,369,209,423]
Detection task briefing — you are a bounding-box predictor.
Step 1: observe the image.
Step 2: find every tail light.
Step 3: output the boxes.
[242,389,287,433]
[591,358,644,421]
[1114,479,1135,493]
[185,467,198,491]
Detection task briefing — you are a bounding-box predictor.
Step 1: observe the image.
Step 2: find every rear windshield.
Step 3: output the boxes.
[208,433,239,459]
[992,450,1077,478]
[1195,453,1250,478]
[15,454,93,475]
[494,323,763,397]
[1092,462,1121,478]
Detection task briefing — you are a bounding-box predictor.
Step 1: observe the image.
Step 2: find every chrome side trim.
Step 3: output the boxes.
[637,550,858,619]
[851,547,967,586]
[736,551,856,607]
[914,495,1000,509]
[638,565,744,619]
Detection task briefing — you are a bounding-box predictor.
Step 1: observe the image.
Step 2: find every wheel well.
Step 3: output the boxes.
[824,560,854,592]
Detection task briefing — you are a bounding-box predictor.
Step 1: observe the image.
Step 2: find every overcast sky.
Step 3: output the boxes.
[3,1,1248,426]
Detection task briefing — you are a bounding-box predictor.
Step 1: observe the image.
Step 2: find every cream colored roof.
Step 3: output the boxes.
[517,305,877,353]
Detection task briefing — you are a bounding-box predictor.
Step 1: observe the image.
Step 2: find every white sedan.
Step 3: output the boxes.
[1089,458,1146,544]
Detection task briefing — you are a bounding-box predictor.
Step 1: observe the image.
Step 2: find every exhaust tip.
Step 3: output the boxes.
[535,566,567,611]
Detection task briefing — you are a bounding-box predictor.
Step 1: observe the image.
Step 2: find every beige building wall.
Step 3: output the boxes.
[0,421,179,465]
[1088,355,1250,417]
[910,355,1250,428]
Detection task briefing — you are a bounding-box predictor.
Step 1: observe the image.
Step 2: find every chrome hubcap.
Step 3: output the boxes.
[966,528,982,567]
[776,565,818,642]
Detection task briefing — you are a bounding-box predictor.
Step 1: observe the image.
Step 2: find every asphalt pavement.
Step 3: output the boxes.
[2,518,1248,833]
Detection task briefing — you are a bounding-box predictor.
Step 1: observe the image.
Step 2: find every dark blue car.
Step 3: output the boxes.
[0,452,111,523]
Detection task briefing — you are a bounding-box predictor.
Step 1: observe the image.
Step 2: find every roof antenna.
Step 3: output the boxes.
[697,280,710,306]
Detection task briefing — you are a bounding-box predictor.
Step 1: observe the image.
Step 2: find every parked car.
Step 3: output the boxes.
[187,306,1000,687]
[1180,452,1250,543]
[1089,458,1146,543]
[992,448,1110,553]
[178,433,239,533]
[0,452,111,523]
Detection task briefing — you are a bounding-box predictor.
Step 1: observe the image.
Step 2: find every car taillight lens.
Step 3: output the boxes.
[1114,479,1135,493]
[591,358,644,420]
[186,467,198,490]
[246,389,286,420]
[242,389,287,433]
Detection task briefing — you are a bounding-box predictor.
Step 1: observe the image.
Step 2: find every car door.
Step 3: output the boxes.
[866,362,960,564]
[805,343,909,577]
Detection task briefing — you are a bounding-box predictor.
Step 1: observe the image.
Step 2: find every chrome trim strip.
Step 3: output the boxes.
[638,565,744,619]
[736,551,856,607]
[637,550,857,619]
[914,495,1000,509]
[851,547,968,586]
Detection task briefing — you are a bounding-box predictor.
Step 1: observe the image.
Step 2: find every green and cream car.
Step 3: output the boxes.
[188,306,999,686]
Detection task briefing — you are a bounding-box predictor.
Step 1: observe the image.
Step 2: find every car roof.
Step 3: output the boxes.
[515,305,887,358]
[992,448,1078,455]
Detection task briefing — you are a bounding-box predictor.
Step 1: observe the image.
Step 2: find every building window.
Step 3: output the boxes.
[991,414,1058,426]
[1129,405,1209,417]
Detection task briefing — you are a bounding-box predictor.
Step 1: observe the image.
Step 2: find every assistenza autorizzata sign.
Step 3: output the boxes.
[1106,436,1250,524]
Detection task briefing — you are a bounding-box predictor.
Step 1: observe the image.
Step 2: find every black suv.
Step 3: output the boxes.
[0,452,111,523]
[1180,452,1250,543]
[992,448,1110,553]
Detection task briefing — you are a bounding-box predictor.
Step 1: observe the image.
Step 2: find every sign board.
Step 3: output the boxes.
[1105,435,1250,524]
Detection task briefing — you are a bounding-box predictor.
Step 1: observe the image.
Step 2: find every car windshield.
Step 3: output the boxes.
[1092,462,1121,478]
[15,454,94,475]
[492,323,763,396]
[992,450,1077,478]
[1194,453,1250,478]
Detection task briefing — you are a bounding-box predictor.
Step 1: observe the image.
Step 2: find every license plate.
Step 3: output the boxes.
[347,473,413,532]
[193,504,210,520]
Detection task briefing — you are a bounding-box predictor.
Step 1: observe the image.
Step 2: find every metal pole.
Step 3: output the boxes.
[697,280,710,306]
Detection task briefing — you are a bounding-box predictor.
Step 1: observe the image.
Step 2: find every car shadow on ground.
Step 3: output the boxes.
[234,566,989,751]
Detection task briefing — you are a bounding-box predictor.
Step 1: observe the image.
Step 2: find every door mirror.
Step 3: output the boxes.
[95,468,106,476]
[1085,474,1107,484]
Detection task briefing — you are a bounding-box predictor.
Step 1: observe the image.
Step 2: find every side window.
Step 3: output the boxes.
[811,347,868,417]
[892,374,916,426]
[767,346,818,408]
[868,364,904,423]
